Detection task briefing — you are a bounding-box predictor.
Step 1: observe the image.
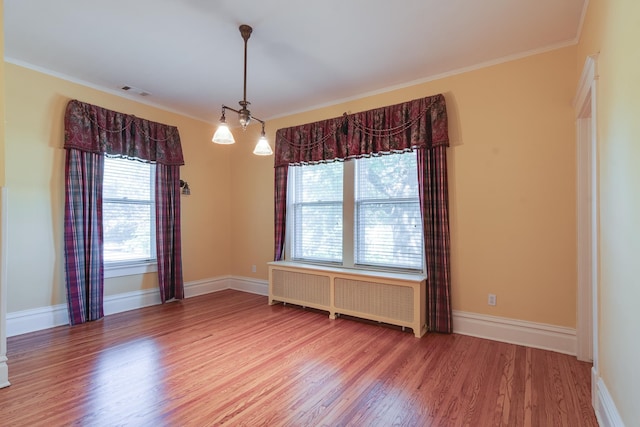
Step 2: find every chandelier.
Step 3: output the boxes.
[212,25,273,156]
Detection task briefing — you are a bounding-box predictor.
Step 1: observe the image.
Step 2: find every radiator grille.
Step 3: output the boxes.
[272,269,330,306]
[334,278,413,322]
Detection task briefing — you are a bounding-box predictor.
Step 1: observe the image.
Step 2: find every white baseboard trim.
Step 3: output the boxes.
[592,367,598,411]
[7,303,69,337]
[453,310,577,356]
[104,288,162,315]
[184,276,229,298]
[228,276,268,296]
[594,372,626,427]
[7,276,235,337]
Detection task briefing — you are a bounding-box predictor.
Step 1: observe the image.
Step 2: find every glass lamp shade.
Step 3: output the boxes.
[253,135,273,156]
[212,123,235,144]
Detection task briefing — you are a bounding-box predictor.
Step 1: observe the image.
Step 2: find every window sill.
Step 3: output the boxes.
[104,261,157,278]
[270,261,426,283]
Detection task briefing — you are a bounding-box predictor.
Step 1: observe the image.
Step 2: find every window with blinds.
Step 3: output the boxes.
[287,151,424,272]
[355,153,423,270]
[289,161,343,263]
[103,156,156,264]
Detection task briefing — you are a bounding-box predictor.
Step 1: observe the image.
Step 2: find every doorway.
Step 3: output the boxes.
[574,54,598,406]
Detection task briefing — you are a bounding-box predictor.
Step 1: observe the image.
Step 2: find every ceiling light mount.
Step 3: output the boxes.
[239,24,252,43]
[212,24,272,156]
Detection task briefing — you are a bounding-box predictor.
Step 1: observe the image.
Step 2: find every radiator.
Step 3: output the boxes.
[268,261,426,337]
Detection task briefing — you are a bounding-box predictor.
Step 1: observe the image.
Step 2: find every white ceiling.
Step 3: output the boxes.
[4,0,586,124]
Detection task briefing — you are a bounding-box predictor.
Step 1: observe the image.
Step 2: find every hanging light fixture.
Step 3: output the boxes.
[212,25,273,156]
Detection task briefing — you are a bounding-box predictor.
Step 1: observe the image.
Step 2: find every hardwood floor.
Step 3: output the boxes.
[1,290,597,426]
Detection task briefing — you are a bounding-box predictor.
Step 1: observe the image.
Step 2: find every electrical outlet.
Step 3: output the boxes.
[251,264,257,273]
[488,293,497,306]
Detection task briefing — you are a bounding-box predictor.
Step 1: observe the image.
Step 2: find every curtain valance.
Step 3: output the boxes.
[64,99,184,166]
[275,93,448,167]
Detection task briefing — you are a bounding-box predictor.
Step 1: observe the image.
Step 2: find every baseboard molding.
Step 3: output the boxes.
[7,303,69,337]
[592,367,598,410]
[453,310,577,356]
[228,276,268,296]
[7,276,234,337]
[184,276,229,298]
[594,372,626,427]
[104,288,162,315]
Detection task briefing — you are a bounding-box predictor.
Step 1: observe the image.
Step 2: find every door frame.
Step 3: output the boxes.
[574,54,599,405]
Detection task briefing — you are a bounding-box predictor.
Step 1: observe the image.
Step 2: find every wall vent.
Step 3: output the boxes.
[121,85,151,97]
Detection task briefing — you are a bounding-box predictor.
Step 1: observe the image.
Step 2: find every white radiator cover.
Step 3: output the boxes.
[271,269,330,307]
[268,261,427,337]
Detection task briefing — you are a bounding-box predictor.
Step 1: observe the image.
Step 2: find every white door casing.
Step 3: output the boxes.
[573,54,599,406]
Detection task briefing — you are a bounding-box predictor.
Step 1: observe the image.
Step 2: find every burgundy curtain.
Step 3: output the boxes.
[156,163,184,302]
[274,166,288,261]
[63,100,185,324]
[274,94,452,333]
[64,150,104,325]
[418,147,452,333]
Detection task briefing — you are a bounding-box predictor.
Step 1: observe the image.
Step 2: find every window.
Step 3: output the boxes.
[103,156,156,266]
[287,152,423,272]
[289,161,343,263]
[355,154,423,270]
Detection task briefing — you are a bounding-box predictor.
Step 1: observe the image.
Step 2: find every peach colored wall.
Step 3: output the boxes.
[227,124,274,279]
[231,46,578,328]
[577,0,640,424]
[4,63,232,312]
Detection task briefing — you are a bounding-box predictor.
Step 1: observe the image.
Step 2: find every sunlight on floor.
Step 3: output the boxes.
[89,338,166,424]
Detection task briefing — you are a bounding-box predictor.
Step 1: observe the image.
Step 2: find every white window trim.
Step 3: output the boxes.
[104,261,158,279]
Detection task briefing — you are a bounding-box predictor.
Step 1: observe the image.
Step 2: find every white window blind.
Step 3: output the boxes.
[290,162,343,263]
[287,152,424,272]
[354,153,423,270]
[103,156,156,264]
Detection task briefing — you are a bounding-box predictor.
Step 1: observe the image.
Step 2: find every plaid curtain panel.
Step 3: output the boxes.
[156,164,184,302]
[273,166,288,261]
[418,146,452,333]
[64,149,105,325]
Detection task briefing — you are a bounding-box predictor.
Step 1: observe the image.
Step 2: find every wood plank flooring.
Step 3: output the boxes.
[0,290,597,426]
